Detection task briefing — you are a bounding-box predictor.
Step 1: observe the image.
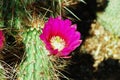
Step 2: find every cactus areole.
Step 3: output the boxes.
[40,16,82,58]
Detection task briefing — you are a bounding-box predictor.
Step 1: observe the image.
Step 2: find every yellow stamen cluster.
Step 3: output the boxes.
[50,36,65,51]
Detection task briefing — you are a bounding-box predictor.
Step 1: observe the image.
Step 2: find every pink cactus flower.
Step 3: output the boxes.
[40,17,82,58]
[0,30,5,51]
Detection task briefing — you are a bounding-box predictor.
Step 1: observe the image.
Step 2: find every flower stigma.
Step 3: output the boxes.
[50,36,65,51]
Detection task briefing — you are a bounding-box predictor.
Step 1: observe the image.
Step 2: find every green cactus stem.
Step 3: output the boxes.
[18,28,56,80]
[97,0,120,36]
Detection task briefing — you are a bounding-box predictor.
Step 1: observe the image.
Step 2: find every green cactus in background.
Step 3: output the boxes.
[97,0,120,36]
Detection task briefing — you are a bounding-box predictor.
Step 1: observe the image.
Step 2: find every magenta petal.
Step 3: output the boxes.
[60,48,72,56]
[60,40,82,57]
[61,28,75,39]
[45,42,58,55]
[68,31,81,44]
[51,19,60,35]
[45,42,52,50]
[71,24,77,30]
[57,16,62,19]
[64,19,72,27]
[39,34,45,40]
[0,30,4,50]
[58,19,72,34]
[49,49,58,55]
[68,40,81,50]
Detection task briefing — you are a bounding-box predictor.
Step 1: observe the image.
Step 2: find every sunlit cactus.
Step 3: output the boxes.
[97,0,120,36]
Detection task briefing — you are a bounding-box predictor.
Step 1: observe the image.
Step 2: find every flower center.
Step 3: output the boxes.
[50,36,65,51]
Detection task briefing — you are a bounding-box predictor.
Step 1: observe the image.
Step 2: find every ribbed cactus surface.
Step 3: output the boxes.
[18,28,55,80]
[97,0,120,36]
